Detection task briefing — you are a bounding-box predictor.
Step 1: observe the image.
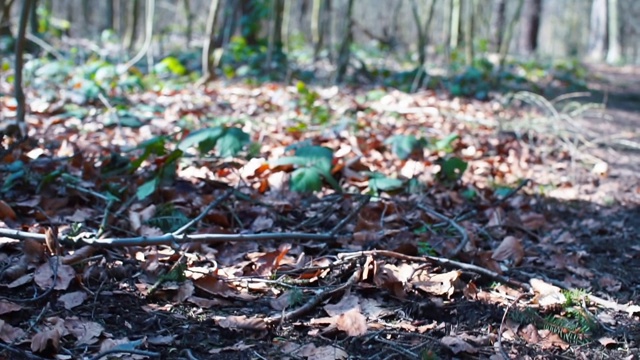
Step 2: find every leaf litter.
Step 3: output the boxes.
[0,74,638,359]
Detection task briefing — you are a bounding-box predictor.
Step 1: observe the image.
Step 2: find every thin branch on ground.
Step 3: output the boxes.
[264,267,362,325]
[336,249,531,291]
[88,348,160,360]
[329,195,370,235]
[416,204,469,257]
[173,188,234,236]
[498,294,526,360]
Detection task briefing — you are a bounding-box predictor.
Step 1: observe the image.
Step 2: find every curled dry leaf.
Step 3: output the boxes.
[64,318,104,345]
[491,236,524,266]
[0,319,26,343]
[44,227,59,256]
[217,315,266,331]
[58,291,87,310]
[61,246,95,265]
[34,259,76,290]
[335,309,368,337]
[0,300,22,315]
[530,278,566,308]
[0,200,17,220]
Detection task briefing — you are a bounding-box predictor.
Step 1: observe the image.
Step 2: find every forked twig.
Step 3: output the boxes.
[416,204,469,257]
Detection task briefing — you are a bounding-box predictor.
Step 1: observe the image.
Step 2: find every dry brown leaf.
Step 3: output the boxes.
[58,291,87,310]
[0,200,17,220]
[413,270,461,297]
[335,309,368,336]
[250,215,274,232]
[61,246,95,265]
[0,319,26,343]
[0,300,22,315]
[64,318,103,345]
[324,294,360,316]
[492,236,524,265]
[209,341,254,354]
[34,259,76,290]
[530,278,566,307]
[440,335,477,354]
[217,315,266,331]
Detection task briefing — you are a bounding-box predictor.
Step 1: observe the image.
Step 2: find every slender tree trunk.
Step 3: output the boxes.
[335,0,354,83]
[605,0,620,63]
[463,0,475,65]
[410,0,436,66]
[15,0,33,138]
[182,0,193,45]
[518,0,542,55]
[201,0,221,81]
[104,0,114,32]
[29,0,37,36]
[489,0,505,52]
[123,0,139,50]
[82,0,90,35]
[281,0,291,53]
[1,0,15,37]
[266,0,284,67]
[586,0,607,62]
[311,0,323,60]
[498,0,524,69]
[449,0,460,50]
[122,0,155,73]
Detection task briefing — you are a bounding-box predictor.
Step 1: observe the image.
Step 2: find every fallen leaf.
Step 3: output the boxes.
[58,291,87,310]
[335,309,368,336]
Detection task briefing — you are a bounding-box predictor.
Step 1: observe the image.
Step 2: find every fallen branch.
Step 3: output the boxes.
[264,267,362,325]
[0,227,335,247]
[416,204,469,257]
[336,250,531,291]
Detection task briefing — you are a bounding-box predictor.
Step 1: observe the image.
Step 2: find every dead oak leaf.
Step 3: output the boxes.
[58,291,87,310]
[34,259,76,290]
[335,309,367,337]
[0,300,22,315]
[0,319,26,343]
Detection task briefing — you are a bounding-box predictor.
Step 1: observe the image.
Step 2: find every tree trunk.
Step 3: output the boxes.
[0,0,15,37]
[605,0,620,64]
[489,0,505,52]
[463,0,475,65]
[498,0,524,69]
[266,0,284,67]
[240,0,260,46]
[449,0,460,51]
[201,0,222,81]
[104,0,114,32]
[335,0,354,83]
[29,0,37,36]
[586,0,607,62]
[123,0,139,50]
[182,0,193,45]
[518,0,542,55]
[410,0,436,67]
[15,0,33,137]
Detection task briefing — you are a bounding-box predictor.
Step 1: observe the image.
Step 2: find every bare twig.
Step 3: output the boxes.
[88,348,160,360]
[336,250,531,291]
[264,267,362,325]
[329,195,370,236]
[173,188,234,236]
[497,294,525,360]
[416,204,469,257]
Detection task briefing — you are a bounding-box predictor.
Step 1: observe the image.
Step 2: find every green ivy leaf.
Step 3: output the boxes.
[434,133,459,153]
[216,127,250,157]
[155,56,187,76]
[439,157,468,181]
[290,167,322,192]
[369,175,404,193]
[178,127,225,153]
[136,178,158,200]
[385,135,418,160]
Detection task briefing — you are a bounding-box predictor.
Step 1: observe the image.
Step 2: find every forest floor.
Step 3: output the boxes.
[0,62,639,360]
